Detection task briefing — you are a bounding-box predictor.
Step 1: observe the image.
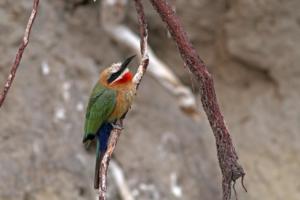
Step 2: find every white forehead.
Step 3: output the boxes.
[110,63,122,73]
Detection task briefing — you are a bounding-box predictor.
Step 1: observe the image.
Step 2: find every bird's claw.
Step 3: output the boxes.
[112,123,123,130]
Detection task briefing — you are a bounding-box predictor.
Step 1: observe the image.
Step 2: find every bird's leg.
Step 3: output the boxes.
[111,120,123,130]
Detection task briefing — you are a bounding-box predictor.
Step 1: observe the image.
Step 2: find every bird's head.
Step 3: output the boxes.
[100,55,135,86]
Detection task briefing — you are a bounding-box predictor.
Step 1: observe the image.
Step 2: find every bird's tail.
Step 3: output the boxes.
[94,139,104,189]
[94,123,113,189]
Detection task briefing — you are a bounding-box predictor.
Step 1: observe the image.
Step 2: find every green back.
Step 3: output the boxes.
[83,83,116,142]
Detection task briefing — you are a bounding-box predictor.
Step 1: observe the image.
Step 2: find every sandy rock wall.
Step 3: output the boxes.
[0,0,299,200]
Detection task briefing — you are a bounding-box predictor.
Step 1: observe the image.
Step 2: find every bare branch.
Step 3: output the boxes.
[148,0,245,199]
[132,0,149,89]
[0,0,40,107]
[98,1,149,199]
[99,125,123,200]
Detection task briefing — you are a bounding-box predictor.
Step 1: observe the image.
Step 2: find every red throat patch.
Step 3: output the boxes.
[113,72,133,85]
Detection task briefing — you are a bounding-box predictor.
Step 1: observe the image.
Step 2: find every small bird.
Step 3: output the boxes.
[83,55,136,189]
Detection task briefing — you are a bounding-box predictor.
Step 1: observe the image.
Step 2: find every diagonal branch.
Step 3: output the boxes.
[0,0,40,107]
[132,0,149,89]
[98,1,149,200]
[148,0,246,199]
[99,123,123,200]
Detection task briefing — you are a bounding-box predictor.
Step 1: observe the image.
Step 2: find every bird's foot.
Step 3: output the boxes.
[112,123,123,130]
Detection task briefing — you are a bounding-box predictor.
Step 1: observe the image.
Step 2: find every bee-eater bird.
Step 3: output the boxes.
[83,55,136,189]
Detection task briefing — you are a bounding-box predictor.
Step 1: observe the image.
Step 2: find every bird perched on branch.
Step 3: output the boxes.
[83,55,136,189]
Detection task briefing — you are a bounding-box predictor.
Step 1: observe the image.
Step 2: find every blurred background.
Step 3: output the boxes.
[0,0,300,200]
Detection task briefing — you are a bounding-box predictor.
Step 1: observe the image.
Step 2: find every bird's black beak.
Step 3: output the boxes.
[107,55,135,83]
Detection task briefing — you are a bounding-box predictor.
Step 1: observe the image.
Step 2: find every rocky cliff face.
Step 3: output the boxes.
[0,0,299,200]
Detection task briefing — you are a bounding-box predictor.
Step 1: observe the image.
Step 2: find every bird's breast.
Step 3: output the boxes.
[108,85,135,121]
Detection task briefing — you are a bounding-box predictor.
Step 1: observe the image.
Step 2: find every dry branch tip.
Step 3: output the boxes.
[0,0,40,107]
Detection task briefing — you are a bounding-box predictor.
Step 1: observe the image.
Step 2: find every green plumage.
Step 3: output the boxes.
[83,56,136,190]
[83,83,117,142]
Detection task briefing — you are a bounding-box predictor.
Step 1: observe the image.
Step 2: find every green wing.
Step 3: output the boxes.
[83,83,116,143]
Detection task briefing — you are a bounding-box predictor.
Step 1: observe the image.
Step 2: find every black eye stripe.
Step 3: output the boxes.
[107,72,120,83]
[107,55,135,84]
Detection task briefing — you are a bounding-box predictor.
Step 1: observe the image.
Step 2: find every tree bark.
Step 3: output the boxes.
[148,0,246,199]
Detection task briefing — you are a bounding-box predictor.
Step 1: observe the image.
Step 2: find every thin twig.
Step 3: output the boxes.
[132,0,149,89]
[99,124,123,200]
[98,1,149,199]
[0,0,40,107]
[148,0,245,199]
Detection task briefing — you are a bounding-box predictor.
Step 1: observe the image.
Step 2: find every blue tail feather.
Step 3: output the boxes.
[94,123,113,189]
[97,123,113,152]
